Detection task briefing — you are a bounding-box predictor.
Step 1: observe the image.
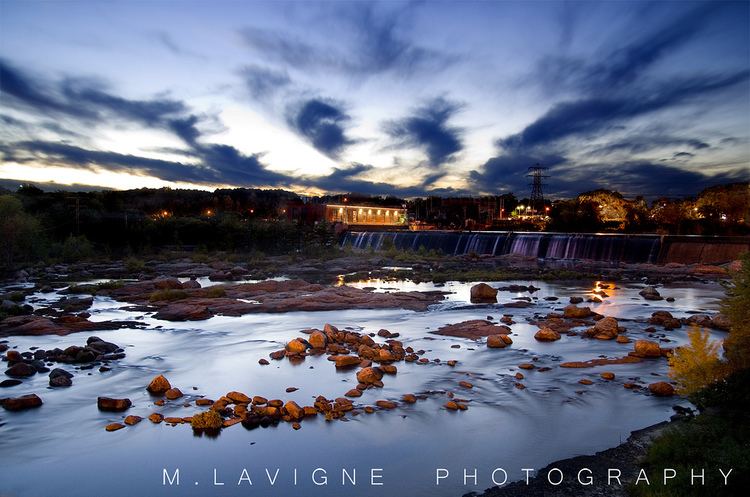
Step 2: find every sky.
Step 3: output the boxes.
[0,0,749,199]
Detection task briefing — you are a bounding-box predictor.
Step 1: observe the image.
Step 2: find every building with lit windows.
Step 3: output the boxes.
[324,204,407,226]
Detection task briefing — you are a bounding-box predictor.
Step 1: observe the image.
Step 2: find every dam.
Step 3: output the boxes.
[341,231,750,264]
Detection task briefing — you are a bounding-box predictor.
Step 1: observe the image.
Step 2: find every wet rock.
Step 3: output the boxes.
[196,398,213,406]
[601,372,615,380]
[285,338,309,355]
[356,367,383,385]
[649,382,675,397]
[147,374,171,394]
[561,356,642,368]
[584,316,620,340]
[227,391,251,403]
[0,379,23,387]
[649,311,681,330]
[1,393,43,411]
[258,358,269,365]
[5,362,36,377]
[308,330,328,349]
[105,423,125,432]
[285,401,305,421]
[616,335,631,344]
[514,372,524,380]
[459,381,473,389]
[569,296,583,304]
[269,350,286,360]
[333,355,361,368]
[152,303,211,321]
[579,379,593,385]
[486,334,508,348]
[49,375,72,387]
[518,363,535,370]
[632,340,662,358]
[563,305,594,319]
[148,413,164,423]
[6,350,22,362]
[470,283,498,303]
[402,394,417,403]
[97,397,132,412]
[191,410,223,430]
[639,286,663,301]
[380,364,397,375]
[445,401,459,410]
[124,415,142,425]
[432,319,511,339]
[534,327,561,341]
[345,388,362,398]
[376,400,397,409]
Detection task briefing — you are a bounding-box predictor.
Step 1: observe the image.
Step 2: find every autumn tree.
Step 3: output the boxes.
[668,327,727,395]
[722,252,750,371]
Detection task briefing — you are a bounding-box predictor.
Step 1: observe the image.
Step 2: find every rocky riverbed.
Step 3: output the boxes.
[0,255,735,497]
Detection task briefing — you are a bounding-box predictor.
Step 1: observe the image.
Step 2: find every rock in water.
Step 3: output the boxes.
[534,327,561,341]
[563,305,594,319]
[648,382,675,397]
[97,397,132,412]
[470,283,498,303]
[5,363,37,378]
[147,374,171,394]
[356,367,383,385]
[1,393,43,411]
[165,388,183,400]
[632,340,662,358]
[307,330,327,349]
[639,286,663,301]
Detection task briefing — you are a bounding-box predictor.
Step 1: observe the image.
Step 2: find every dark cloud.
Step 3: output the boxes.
[671,151,695,160]
[287,98,354,158]
[240,65,291,100]
[588,135,710,156]
[500,71,749,152]
[383,97,463,166]
[239,3,452,77]
[0,59,85,117]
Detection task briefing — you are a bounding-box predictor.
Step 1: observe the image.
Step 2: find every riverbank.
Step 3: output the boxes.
[476,420,673,497]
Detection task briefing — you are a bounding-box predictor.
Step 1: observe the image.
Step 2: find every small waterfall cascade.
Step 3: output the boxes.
[341,231,663,263]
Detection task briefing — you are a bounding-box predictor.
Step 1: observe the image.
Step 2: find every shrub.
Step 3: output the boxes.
[149,289,188,302]
[60,235,94,262]
[203,286,226,298]
[668,326,727,396]
[125,257,146,273]
[722,252,750,371]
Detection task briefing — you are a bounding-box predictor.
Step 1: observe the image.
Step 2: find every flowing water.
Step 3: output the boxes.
[0,277,727,497]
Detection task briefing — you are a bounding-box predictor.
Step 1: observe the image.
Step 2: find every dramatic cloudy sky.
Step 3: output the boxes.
[1,0,748,198]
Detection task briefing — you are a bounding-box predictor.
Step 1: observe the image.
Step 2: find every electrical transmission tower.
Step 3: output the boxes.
[526,164,549,215]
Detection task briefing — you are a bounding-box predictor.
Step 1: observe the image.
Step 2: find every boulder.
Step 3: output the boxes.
[285,401,305,421]
[152,303,211,321]
[49,375,72,387]
[97,397,132,412]
[1,393,43,411]
[649,311,681,330]
[470,283,498,303]
[633,340,662,358]
[285,338,308,355]
[333,355,361,368]
[226,391,251,404]
[124,415,142,425]
[5,362,37,378]
[105,423,125,432]
[0,379,23,388]
[569,296,583,304]
[534,327,561,341]
[648,382,675,397]
[147,374,171,394]
[307,330,327,349]
[148,413,164,423]
[563,305,593,319]
[600,372,615,380]
[639,286,663,301]
[376,400,397,409]
[356,367,384,385]
[586,316,619,340]
[165,388,183,400]
[487,334,508,348]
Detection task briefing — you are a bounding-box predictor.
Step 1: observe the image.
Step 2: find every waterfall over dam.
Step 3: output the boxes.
[341,231,750,264]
